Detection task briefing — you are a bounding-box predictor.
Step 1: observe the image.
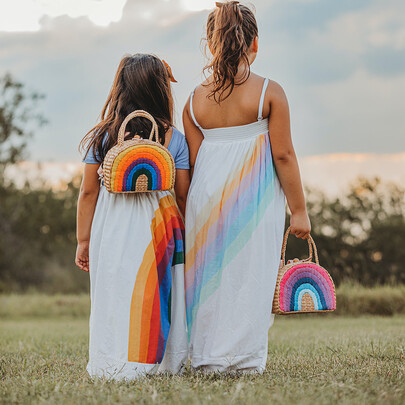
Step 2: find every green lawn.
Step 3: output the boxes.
[0,315,404,404]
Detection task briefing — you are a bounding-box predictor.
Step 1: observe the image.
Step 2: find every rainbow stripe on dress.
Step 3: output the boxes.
[185,134,275,335]
[278,263,336,312]
[128,195,184,363]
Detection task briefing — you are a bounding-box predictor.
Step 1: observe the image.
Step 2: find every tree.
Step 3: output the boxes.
[286,177,405,285]
[0,176,88,293]
[0,73,55,292]
[0,73,46,171]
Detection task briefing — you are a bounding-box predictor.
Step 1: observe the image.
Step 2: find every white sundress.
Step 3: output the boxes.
[185,78,286,373]
[86,130,189,380]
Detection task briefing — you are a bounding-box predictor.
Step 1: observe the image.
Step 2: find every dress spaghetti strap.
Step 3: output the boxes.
[258,78,269,121]
[189,90,202,129]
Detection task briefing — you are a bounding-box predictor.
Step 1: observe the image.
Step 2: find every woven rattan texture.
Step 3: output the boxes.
[272,227,336,315]
[102,110,176,194]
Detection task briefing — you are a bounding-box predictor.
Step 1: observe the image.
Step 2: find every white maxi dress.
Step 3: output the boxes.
[185,79,286,372]
[86,129,189,380]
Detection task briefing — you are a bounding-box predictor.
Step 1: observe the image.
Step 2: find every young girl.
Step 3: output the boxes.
[76,54,190,380]
[183,2,311,373]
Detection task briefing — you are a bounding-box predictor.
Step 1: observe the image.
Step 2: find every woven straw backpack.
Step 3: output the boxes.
[103,110,175,193]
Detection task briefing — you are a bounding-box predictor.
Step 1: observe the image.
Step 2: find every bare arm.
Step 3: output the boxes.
[268,82,311,239]
[174,168,190,218]
[183,96,204,179]
[75,163,100,271]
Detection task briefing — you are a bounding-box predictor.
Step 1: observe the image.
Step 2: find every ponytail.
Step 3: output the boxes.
[204,1,258,103]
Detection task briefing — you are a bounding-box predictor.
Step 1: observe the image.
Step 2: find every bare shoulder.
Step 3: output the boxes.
[267,79,288,105]
[183,79,208,113]
[194,81,210,99]
[251,72,288,105]
[183,94,191,115]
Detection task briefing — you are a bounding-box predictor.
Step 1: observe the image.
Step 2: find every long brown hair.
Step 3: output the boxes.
[80,53,173,163]
[204,1,258,103]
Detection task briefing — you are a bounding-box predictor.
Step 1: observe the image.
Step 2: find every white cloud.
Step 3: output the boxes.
[0,0,127,32]
[317,5,405,53]
[0,0,43,31]
[295,69,405,155]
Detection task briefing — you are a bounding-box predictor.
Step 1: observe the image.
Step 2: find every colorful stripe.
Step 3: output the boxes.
[278,263,336,312]
[128,195,185,363]
[111,145,174,192]
[185,133,276,335]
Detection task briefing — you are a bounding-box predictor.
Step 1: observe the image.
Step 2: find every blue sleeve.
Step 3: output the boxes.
[82,145,100,164]
[83,133,108,164]
[174,133,190,170]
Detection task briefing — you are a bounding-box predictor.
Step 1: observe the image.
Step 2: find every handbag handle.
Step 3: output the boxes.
[281,226,319,266]
[117,110,160,145]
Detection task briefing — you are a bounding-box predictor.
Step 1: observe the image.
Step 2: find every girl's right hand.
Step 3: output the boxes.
[290,210,311,239]
[75,242,90,272]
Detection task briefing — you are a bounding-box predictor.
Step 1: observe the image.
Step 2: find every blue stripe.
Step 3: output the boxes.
[187,137,276,329]
[290,278,327,310]
[294,284,321,310]
[126,163,158,190]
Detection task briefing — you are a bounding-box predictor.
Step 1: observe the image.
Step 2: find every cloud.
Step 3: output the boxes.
[0,0,127,32]
[364,47,405,77]
[0,0,404,162]
[259,0,371,38]
[255,0,405,84]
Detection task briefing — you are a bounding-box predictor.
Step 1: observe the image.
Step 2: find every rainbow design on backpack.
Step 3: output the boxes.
[278,263,336,313]
[107,143,175,193]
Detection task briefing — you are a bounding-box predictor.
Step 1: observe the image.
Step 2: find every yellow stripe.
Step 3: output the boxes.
[128,242,156,362]
[185,135,264,272]
[137,250,159,362]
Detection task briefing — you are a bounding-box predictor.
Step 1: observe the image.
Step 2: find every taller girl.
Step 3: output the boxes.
[183,1,311,373]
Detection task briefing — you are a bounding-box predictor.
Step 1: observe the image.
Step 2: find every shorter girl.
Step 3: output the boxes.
[76,54,190,380]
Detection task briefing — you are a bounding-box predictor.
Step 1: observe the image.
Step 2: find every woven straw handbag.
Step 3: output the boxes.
[103,110,175,193]
[272,227,336,315]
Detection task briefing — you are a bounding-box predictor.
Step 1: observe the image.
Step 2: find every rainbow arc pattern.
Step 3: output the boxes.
[279,263,336,312]
[128,195,184,364]
[185,134,276,335]
[110,144,174,192]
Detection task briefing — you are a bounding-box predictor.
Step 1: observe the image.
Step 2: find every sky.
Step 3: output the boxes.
[0,0,404,162]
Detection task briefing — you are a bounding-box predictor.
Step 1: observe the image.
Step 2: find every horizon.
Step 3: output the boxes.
[7,151,405,196]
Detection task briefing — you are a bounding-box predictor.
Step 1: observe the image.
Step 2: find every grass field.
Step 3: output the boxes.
[1,311,404,404]
[1,284,404,319]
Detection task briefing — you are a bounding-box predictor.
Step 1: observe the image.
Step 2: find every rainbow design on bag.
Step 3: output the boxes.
[102,110,175,193]
[128,195,185,364]
[278,263,336,312]
[109,143,174,192]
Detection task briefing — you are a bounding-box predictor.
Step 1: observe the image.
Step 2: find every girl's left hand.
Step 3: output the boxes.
[75,242,90,272]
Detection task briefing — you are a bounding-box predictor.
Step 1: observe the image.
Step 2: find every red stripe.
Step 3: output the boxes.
[146,282,161,363]
[154,215,183,265]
